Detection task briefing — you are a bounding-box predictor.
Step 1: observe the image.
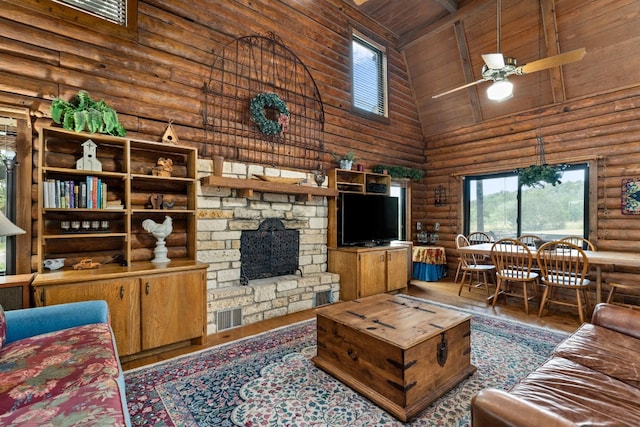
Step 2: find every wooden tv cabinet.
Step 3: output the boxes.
[328,243,410,301]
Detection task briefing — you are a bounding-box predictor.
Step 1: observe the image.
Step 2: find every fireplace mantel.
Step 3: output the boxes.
[200,175,338,201]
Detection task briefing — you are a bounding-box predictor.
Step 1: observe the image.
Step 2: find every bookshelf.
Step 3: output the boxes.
[33,126,206,358]
[35,126,199,274]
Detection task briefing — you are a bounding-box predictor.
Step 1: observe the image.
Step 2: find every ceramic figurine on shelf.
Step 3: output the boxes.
[142,216,173,263]
[313,169,326,186]
[76,139,102,171]
[152,157,173,177]
[43,258,65,270]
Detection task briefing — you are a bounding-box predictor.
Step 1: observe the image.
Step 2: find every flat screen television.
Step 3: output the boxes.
[340,193,399,246]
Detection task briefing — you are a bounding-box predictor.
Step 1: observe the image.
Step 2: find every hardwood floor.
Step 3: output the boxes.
[121,278,582,371]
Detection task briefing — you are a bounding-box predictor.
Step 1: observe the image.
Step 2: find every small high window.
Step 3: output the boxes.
[352,30,388,118]
[14,0,137,37]
[54,0,128,26]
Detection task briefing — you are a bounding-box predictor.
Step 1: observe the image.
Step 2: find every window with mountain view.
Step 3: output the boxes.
[464,164,589,240]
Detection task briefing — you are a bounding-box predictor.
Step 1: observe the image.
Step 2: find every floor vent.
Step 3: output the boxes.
[217,307,242,331]
[314,290,332,307]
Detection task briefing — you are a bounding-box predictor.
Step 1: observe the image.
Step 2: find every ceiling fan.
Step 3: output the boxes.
[432,0,586,100]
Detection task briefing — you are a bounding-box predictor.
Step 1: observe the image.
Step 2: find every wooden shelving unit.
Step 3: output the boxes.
[331,168,391,195]
[35,126,200,273]
[33,126,206,358]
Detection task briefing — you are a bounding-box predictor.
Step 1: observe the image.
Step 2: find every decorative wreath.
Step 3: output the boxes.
[249,92,290,136]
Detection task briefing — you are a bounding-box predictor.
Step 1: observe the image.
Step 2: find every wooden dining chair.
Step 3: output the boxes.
[517,234,542,248]
[536,241,591,323]
[467,231,492,245]
[560,236,596,251]
[605,282,640,310]
[456,234,496,297]
[490,238,539,315]
[455,231,493,284]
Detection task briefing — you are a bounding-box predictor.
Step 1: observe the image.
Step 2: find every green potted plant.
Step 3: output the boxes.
[332,151,359,170]
[372,164,425,180]
[50,90,126,136]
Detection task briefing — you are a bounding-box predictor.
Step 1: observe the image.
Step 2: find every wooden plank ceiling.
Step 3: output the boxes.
[353,0,460,47]
[349,0,640,138]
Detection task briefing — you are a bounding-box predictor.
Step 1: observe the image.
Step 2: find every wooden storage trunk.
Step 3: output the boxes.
[312,293,476,422]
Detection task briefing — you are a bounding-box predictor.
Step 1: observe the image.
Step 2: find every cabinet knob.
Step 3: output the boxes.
[119,286,124,300]
[145,282,150,295]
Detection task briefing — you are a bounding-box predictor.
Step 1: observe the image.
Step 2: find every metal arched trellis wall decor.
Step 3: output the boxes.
[203,32,325,172]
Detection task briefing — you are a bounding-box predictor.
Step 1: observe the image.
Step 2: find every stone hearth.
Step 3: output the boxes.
[197,159,340,334]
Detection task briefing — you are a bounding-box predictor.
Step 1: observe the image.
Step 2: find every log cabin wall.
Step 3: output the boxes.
[0,0,425,274]
[404,0,640,296]
[418,86,640,290]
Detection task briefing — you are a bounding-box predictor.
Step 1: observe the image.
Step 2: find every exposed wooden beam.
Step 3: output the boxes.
[539,0,565,103]
[434,0,458,13]
[454,20,483,123]
[400,0,491,50]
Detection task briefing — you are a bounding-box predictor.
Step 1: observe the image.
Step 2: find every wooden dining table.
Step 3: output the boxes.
[457,242,640,305]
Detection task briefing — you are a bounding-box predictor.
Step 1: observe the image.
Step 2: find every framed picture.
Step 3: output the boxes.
[621,178,640,214]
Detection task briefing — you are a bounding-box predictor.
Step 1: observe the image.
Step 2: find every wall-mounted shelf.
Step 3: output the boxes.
[200,175,338,201]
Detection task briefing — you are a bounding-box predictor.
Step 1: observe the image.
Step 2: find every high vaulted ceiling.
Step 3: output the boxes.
[350,0,640,138]
[352,0,463,47]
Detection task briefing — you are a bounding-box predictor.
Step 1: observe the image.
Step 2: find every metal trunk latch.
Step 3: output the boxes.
[437,333,448,367]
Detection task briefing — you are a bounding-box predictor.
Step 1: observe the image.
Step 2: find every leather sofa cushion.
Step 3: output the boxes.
[509,357,640,426]
[553,323,640,388]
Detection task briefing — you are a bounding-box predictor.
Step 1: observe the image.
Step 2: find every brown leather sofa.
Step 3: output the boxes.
[471,303,640,427]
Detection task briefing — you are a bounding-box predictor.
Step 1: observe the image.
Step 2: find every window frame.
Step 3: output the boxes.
[6,0,137,39]
[391,179,411,241]
[350,27,390,122]
[462,163,592,241]
[0,106,30,275]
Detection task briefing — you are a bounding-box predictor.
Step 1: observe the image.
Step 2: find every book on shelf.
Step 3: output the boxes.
[79,182,87,208]
[43,177,109,209]
[105,199,124,209]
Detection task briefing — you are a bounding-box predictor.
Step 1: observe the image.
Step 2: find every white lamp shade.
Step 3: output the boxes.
[0,211,25,237]
[487,79,514,101]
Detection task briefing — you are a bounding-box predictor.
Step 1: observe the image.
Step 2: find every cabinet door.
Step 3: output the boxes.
[140,270,205,350]
[358,251,387,297]
[386,248,409,291]
[39,278,140,356]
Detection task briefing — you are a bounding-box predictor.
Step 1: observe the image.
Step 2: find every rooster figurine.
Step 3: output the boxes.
[142,216,173,263]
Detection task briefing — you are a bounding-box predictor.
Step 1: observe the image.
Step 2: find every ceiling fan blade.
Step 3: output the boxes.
[482,53,505,70]
[432,78,488,99]
[517,48,587,75]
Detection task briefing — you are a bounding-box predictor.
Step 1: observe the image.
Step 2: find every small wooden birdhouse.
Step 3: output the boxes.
[76,139,102,171]
[162,122,179,144]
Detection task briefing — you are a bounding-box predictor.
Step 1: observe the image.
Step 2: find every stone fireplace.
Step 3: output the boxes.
[197,159,340,334]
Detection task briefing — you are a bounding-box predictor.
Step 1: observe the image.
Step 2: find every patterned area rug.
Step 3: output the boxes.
[125,304,568,426]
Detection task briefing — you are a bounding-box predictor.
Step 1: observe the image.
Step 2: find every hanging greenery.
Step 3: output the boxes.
[517,164,567,188]
[372,164,425,180]
[50,90,126,136]
[249,92,290,136]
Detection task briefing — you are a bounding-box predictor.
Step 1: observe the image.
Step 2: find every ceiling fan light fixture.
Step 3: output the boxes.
[487,79,513,101]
